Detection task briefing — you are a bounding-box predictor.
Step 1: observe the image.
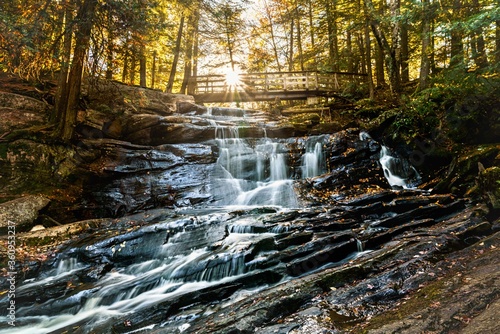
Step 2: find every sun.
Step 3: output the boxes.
[225,68,241,87]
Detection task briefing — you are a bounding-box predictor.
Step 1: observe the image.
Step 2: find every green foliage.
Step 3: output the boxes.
[393,67,500,144]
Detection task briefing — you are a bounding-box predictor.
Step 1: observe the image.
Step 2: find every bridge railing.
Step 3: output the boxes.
[193,71,366,95]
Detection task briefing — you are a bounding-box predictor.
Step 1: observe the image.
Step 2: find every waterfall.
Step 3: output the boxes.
[379,145,421,189]
[301,136,326,178]
[211,126,298,207]
[359,131,420,189]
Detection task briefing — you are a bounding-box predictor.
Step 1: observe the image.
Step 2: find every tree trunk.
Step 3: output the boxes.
[139,44,147,87]
[166,15,184,93]
[53,0,73,124]
[347,30,354,73]
[308,0,315,48]
[470,0,488,68]
[496,0,500,65]
[56,0,98,142]
[364,0,401,96]
[364,20,375,99]
[188,6,200,95]
[130,53,137,85]
[151,50,156,88]
[326,0,339,71]
[181,12,195,94]
[296,7,304,71]
[264,0,282,71]
[419,0,431,90]
[289,16,294,71]
[450,0,463,67]
[122,47,129,83]
[400,21,409,83]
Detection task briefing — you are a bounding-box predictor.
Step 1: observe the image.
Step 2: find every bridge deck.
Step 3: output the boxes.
[192,71,367,103]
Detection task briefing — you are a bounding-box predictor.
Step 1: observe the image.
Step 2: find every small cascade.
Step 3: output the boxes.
[211,126,298,207]
[301,136,326,178]
[360,131,420,189]
[379,146,421,189]
[55,257,81,275]
[356,239,365,252]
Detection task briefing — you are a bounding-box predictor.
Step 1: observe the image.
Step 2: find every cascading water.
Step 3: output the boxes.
[301,135,327,178]
[379,145,421,189]
[360,131,421,189]
[0,109,360,334]
[210,125,299,207]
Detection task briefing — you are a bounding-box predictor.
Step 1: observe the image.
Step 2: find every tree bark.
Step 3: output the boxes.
[151,50,156,88]
[289,16,294,71]
[56,0,98,142]
[364,0,401,96]
[326,0,339,71]
[166,15,184,93]
[419,0,431,90]
[364,20,375,99]
[450,0,463,67]
[400,21,409,83]
[53,0,73,124]
[139,44,147,87]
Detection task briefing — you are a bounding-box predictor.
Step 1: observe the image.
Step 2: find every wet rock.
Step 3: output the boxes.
[121,114,215,145]
[0,195,50,233]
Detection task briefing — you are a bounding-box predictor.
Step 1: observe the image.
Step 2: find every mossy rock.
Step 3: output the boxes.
[477,166,500,211]
[435,144,500,195]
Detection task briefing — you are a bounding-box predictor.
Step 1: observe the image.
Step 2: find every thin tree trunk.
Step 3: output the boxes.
[122,48,129,83]
[130,53,137,85]
[308,0,315,48]
[400,21,409,83]
[188,6,200,95]
[151,50,156,88]
[181,13,195,94]
[289,17,294,71]
[57,0,98,141]
[450,0,463,67]
[166,15,184,93]
[419,0,431,90]
[139,45,147,87]
[364,20,375,99]
[264,0,282,71]
[326,0,339,71]
[496,0,500,65]
[471,0,488,68]
[296,7,304,71]
[347,30,354,72]
[364,0,401,96]
[53,0,73,123]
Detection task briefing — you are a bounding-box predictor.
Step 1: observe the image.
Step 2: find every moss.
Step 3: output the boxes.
[353,279,449,333]
[0,143,7,159]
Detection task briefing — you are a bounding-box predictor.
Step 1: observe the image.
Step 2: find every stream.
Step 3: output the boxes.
[0,107,426,334]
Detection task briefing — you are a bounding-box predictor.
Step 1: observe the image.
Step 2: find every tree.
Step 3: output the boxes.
[419,0,432,90]
[364,0,402,96]
[55,0,98,141]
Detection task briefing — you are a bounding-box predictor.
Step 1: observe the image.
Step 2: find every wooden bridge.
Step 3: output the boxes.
[192,71,367,103]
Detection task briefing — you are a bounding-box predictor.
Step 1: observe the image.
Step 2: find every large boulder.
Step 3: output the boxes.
[0,92,49,133]
[83,79,195,116]
[0,195,50,233]
[122,114,216,145]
